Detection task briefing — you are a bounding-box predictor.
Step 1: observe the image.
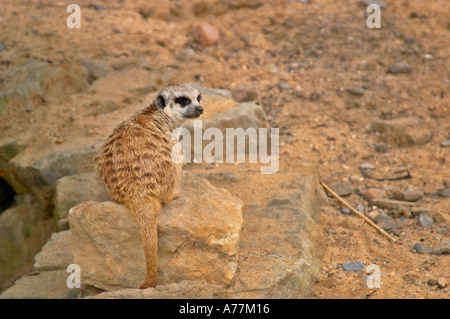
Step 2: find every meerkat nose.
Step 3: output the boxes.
[196,106,203,114]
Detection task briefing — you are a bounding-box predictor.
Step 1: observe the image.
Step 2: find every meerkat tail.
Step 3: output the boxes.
[127,197,162,289]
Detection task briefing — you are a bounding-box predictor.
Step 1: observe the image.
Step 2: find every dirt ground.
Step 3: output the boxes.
[0,0,449,298]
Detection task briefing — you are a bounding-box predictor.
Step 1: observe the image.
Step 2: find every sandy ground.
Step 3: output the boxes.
[0,0,449,298]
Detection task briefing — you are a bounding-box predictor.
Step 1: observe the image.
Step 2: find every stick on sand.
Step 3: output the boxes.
[321,181,397,243]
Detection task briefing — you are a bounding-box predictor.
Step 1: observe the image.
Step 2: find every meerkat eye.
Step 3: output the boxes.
[175,97,191,107]
[157,96,166,108]
[197,95,201,103]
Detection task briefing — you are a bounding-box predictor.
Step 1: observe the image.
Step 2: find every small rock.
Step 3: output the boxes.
[193,22,220,46]
[80,59,108,84]
[279,82,291,90]
[231,85,258,102]
[340,206,352,214]
[88,4,106,11]
[112,28,121,34]
[355,187,364,196]
[404,37,415,44]
[436,225,449,236]
[433,212,446,224]
[374,143,388,153]
[440,140,450,147]
[372,117,432,147]
[241,35,250,46]
[402,190,424,202]
[432,240,450,255]
[418,212,434,228]
[342,261,364,274]
[345,87,364,96]
[0,43,6,52]
[413,243,433,254]
[387,63,412,74]
[437,277,448,289]
[327,182,354,197]
[360,162,375,170]
[388,188,404,201]
[394,207,411,219]
[411,206,431,217]
[361,0,386,8]
[374,213,401,235]
[363,188,386,201]
[436,189,450,198]
[428,279,438,286]
[369,199,416,210]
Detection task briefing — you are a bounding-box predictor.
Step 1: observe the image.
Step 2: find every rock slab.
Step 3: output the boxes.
[68,171,243,291]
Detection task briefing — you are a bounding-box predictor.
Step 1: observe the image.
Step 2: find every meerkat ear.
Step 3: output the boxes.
[157,95,166,108]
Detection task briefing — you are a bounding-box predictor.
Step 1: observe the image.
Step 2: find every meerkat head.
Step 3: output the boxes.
[155,85,203,123]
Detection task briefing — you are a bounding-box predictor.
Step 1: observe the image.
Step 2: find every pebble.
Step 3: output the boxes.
[193,22,220,46]
[0,43,6,51]
[404,37,415,44]
[387,63,412,74]
[231,85,258,102]
[345,87,364,96]
[361,0,386,8]
[428,279,438,286]
[88,4,107,11]
[411,206,431,217]
[363,188,386,200]
[437,277,448,289]
[418,212,434,228]
[360,162,375,170]
[340,206,352,214]
[402,190,424,202]
[113,28,121,34]
[374,143,388,153]
[279,82,291,90]
[355,187,364,196]
[374,213,401,235]
[328,182,354,197]
[394,207,411,219]
[342,261,364,274]
[413,243,433,254]
[432,240,450,255]
[436,225,449,236]
[436,189,450,198]
[440,139,450,147]
[369,198,416,210]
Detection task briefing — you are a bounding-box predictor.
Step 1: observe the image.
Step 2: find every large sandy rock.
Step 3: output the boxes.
[33,230,73,271]
[53,172,110,223]
[68,171,243,291]
[371,117,433,146]
[4,146,99,208]
[0,198,54,292]
[88,280,227,299]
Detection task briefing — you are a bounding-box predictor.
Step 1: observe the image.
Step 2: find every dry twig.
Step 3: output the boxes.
[321,181,397,243]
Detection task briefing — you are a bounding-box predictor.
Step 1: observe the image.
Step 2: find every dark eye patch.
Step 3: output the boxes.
[175,96,191,107]
[197,95,201,103]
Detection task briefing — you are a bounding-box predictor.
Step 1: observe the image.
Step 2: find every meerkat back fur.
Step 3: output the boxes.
[95,84,203,289]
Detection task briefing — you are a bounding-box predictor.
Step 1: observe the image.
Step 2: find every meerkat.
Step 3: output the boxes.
[95,84,203,289]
